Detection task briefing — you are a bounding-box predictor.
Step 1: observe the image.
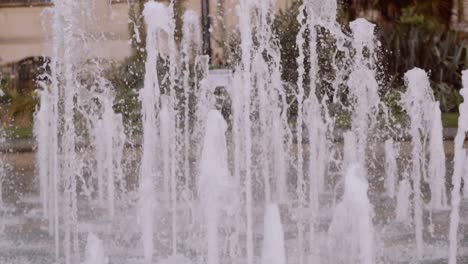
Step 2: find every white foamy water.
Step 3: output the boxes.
[328,164,374,264]
[261,204,286,264]
[449,69,468,264]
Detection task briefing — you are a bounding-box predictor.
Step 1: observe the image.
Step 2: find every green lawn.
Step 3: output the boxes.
[3,127,33,139]
[442,113,459,128]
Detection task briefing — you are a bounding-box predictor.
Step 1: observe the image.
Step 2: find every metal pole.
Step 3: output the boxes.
[201,0,212,58]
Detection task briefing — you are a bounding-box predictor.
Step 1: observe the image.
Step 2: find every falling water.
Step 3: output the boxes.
[384,139,398,198]
[396,178,411,223]
[34,0,129,262]
[261,204,286,264]
[449,70,468,264]
[160,94,177,252]
[138,1,169,261]
[236,0,256,263]
[429,101,447,209]
[328,164,374,264]
[464,153,468,199]
[37,0,82,261]
[180,10,201,197]
[0,124,4,208]
[199,110,236,264]
[296,1,338,262]
[193,56,212,148]
[93,95,126,218]
[83,233,107,264]
[343,132,358,168]
[235,0,294,262]
[348,18,380,169]
[401,68,436,259]
[8,0,467,263]
[304,97,327,263]
[34,88,52,220]
[0,78,5,234]
[295,3,307,262]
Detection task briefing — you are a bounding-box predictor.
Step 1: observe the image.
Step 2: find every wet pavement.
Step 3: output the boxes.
[0,141,468,263]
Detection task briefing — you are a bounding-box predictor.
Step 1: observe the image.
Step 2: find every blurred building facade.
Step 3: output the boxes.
[0,0,293,66]
[1,0,465,87]
[0,0,131,64]
[452,0,468,32]
[3,0,464,66]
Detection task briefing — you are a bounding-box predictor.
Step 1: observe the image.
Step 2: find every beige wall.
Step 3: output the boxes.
[0,1,133,64]
[0,6,50,63]
[452,0,468,32]
[0,0,291,65]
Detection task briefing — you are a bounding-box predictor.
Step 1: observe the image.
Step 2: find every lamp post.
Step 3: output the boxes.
[201,0,212,59]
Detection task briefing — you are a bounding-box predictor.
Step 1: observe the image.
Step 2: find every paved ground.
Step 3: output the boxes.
[0,139,468,263]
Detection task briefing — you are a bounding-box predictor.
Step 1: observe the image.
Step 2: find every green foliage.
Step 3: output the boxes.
[380,7,467,112]
[113,0,466,133]
[0,73,37,127]
[399,7,429,28]
[107,57,143,134]
[340,1,463,113]
[111,0,188,134]
[398,5,445,32]
[442,112,459,127]
[4,126,33,139]
[173,0,186,43]
[273,0,302,84]
[409,0,453,27]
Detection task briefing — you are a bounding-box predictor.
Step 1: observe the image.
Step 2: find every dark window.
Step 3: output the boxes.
[14,57,50,93]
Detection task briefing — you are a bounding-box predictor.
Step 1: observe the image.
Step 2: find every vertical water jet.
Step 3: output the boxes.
[261,204,286,264]
[448,70,468,264]
[138,1,171,261]
[236,0,254,263]
[396,178,411,223]
[429,102,447,209]
[328,164,374,264]
[401,68,435,258]
[384,139,398,198]
[198,110,235,264]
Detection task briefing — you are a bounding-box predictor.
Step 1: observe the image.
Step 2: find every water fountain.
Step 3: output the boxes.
[198,110,237,264]
[261,204,286,264]
[138,2,168,261]
[384,139,398,198]
[83,233,107,264]
[328,164,374,264]
[0,125,4,209]
[0,87,4,215]
[33,0,130,262]
[401,68,438,258]
[0,0,467,263]
[92,94,126,218]
[429,101,448,210]
[348,18,380,169]
[395,178,411,223]
[449,70,468,264]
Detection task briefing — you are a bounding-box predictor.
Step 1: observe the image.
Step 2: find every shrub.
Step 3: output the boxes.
[379,6,467,112]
